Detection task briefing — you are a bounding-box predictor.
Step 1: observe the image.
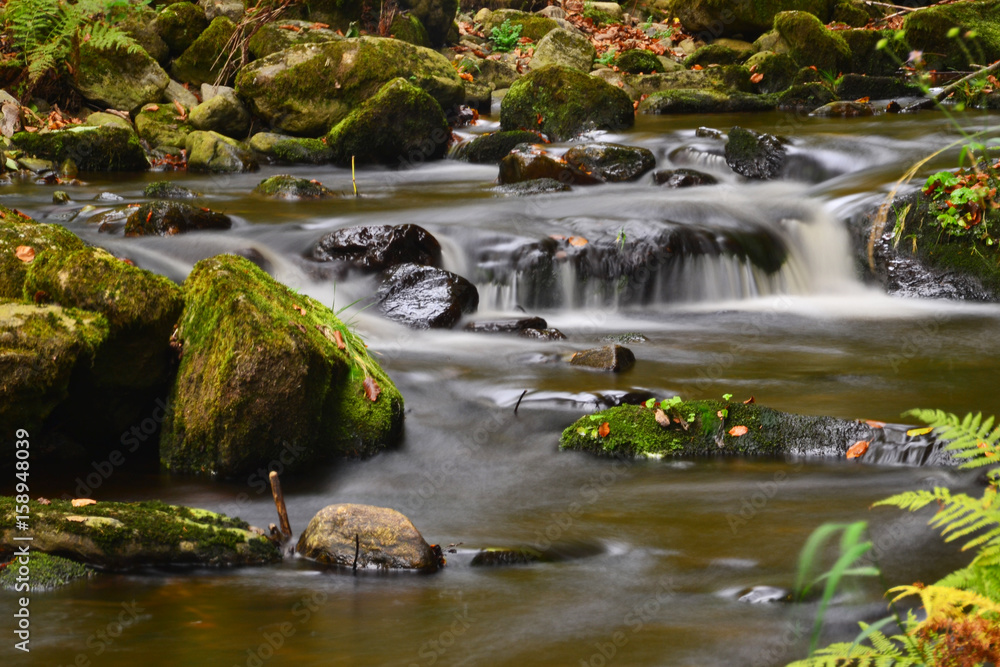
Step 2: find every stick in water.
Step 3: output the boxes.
[353,534,360,574]
[352,155,358,197]
[269,471,292,540]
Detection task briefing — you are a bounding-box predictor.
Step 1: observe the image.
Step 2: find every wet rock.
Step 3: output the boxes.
[235,37,464,137]
[153,1,209,56]
[248,132,334,164]
[471,547,544,566]
[0,498,280,569]
[162,255,405,476]
[125,200,232,236]
[53,191,71,204]
[653,168,718,188]
[296,503,440,571]
[724,127,786,180]
[499,145,598,186]
[520,327,567,340]
[560,400,876,458]
[500,65,634,142]
[311,225,441,271]
[615,49,665,74]
[809,101,876,117]
[189,87,252,137]
[464,316,547,334]
[492,178,572,196]
[602,332,648,344]
[144,181,200,199]
[835,74,924,101]
[253,174,337,199]
[676,0,832,38]
[377,263,479,329]
[11,125,149,172]
[185,130,258,173]
[0,552,93,591]
[135,102,194,149]
[773,11,852,72]
[456,130,542,164]
[482,9,558,42]
[171,16,237,87]
[530,28,595,72]
[325,77,450,166]
[564,143,656,183]
[639,89,774,114]
[738,586,792,604]
[569,345,635,372]
[89,207,132,234]
[72,41,169,111]
[246,19,341,59]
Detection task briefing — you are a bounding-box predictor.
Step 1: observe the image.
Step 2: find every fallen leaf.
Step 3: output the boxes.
[717,410,726,419]
[743,396,755,405]
[536,113,544,125]
[728,425,749,437]
[691,64,703,70]
[864,420,886,429]
[906,426,933,437]
[36,497,50,505]
[363,376,381,402]
[598,421,610,437]
[146,104,160,112]
[66,516,88,522]
[173,99,187,121]
[846,440,869,459]
[568,236,588,247]
[855,96,870,103]
[15,246,35,263]
[332,329,346,350]
[750,72,764,84]
[71,498,97,507]
[33,290,48,304]
[293,305,306,315]
[654,409,670,427]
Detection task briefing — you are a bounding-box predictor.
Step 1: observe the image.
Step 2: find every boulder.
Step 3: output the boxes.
[377,263,478,328]
[625,66,752,98]
[135,102,194,149]
[185,130,258,172]
[499,144,599,186]
[171,16,237,87]
[11,125,148,172]
[653,168,718,188]
[744,52,798,94]
[325,77,451,166]
[902,0,1000,70]
[638,89,774,114]
[84,112,134,131]
[615,49,665,74]
[809,101,876,117]
[144,181,200,199]
[188,87,251,137]
[246,19,341,59]
[296,503,440,571]
[399,0,458,47]
[774,82,838,112]
[125,200,232,236]
[482,10,558,42]
[234,37,465,137]
[470,547,544,566]
[73,41,169,111]
[0,207,86,299]
[563,143,655,182]
[0,498,280,569]
[120,7,170,64]
[773,11,851,72]
[201,0,244,22]
[161,255,405,476]
[248,132,334,164]
[835,73,924,101]
[676,0,831,39]
[456,130,542,163]
[163,78,201,108]
[476,58,520,89]
[725,126,786,180]
[684,44,743,68]
[311,224,441,270]
[388,13,432,48]
[530,28,596,72]
[253,174,337,199]
[569,345,635,372]
[0,552,92,591]
[154,1,209,56]
[500,65,633,141]
[842,28,902,76]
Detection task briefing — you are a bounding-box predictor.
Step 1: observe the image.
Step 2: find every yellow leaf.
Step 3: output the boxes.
[906,426,933,437]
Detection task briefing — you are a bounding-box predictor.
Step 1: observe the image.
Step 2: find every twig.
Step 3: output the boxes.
[905,59,1000,112]
[352,534,360,574]
[268,471,292,541]
[352,155,358,196]
[864,1,919,11]
[514,389,527,414]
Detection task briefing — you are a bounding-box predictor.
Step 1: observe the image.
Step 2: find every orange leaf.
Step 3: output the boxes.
[15,245,35,263]
[598,421,610,437]
[536,113,544,125]
[146,104,160,112]
[459,72,473,82]
[864,420,885,429]
[363,376,381,402]
[743,396,755,405]
[750,72,764,84]
[568,236,588,247]
[728,425,748,437]
[71,498,97,507]
[846,440,869,459]
[855,96,870,103]
[293,305,306,315]
[691,64,703,70]
[332,329,346,350]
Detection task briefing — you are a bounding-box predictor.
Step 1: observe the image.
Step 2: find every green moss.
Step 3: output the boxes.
[684,44,743,68]
[248,133,335,164]
[0,208,85,299]
[246,20,341,59]
[0,552,93,591]
[390,13,432,47]
[73,41,169,112]
[774,10,851,72]
[144,181,200,199]
[902,0,1000,71]
[457,130,542,164]
[638,89,775,114]
[135,102,194,149]
[773,82,838,111]
[483,10,558,42]
[185,131,258,173]
[832,0,871,27]
[253,174,337,199]
[614,49,664,74]
[745,51,798,93]
[171,16,236,86]
[11,125,149,172]
[155,1,208,55]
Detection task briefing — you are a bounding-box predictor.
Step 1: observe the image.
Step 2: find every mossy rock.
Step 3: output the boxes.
[121,7,170,64]
[832,0,872,27]
[248,132,334,164]
[774,82,838,111]
[774,10,851,73]
[11,125,149,172]
[161,254,404,477]
[73,41,170,111]
[684,44,743,68]
[0,302,109,437]
[171,16,237,87]
[638,89,774,114]
[135,102,195,149]
[389,13,432,47]
[301,0,364,29]
[563,142,655,182]
[500,65,633,141]
[125,200,232,236]
[185,130,258,172]
[842,28,904,76]
[154,1,209,55]
[0,497,280,569]
[560,401,873,458]
[326,77,450,166]
[455,130,542,163]
[253,174,337,199]
[189,89,251,138]
[624,65,753,98]
[398,0,459,47]
[0,208,86,299]
[675,0,831,39]
[615,49,665,74]
[246,19,342,59]
[744,51,798,94]
[144,181,200,199]
[902,0,1000,71]
[470,547,544,566]
[22,246,184,389]
[0,552,94,591]
[234,36,465,137]
[530,28,595,72]
[482,9,558,42]
[85,112,135,131]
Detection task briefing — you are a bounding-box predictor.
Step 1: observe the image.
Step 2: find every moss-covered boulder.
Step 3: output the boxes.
[161,254,404,476]
[615,49,665,74]
[0,552,93,591]
[85,111,135,131]
[135,102,195,149]
[745,51,798,94]
[234,37,465,137]
[530,28,595,72]
[0,209,85,299]
[0,302,109,437]
[398,0,457,47]
[0,498,280,568]
[171,16,237,87]
[842,28,903,76]
[625,66,753,98]
[125,200,232,236]
[455,130,542,163]
[483,9,558,42]
[248,132,334,164]
[500,65,633,141]
[638,89,774,114]
[325,77,450,166]
[246,19,341,59]
[154,1,209,55]
[773,11,852,72]
[144,181,200,199]
[902,0,1000,71]
[774,82,838,111]
[189,88,251,137]
[185,130,258,172]
[563,143,655,182]
[389,12,432,48]
[73,41,170,111]
[684,44,743,68]
[836,73,923,101]
[560,401,874,458]
[11,125,149,172]
[296,503,440,571]
[676,0,831,39]
[253,174,337,199]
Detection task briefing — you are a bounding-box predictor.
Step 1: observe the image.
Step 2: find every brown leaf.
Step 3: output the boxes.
[598,421,610,437]
[36,497,51,505]
[145,104,160,112]
[293,305,306,315]
[71,498,97,507]
[750,72,764,84]
[846,440,869,460]
[363,376,381,402]
[728,425,749,437]
[654,409,670,428]
[855,96,870,103]
[333,329,346,350]
[743,396,755,405]
[33,290,48,304]
[864,420,885,429]
[15,245,35,263]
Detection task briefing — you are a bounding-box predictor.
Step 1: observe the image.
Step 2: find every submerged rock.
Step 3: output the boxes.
[725,127,786,180]
[464,317,547,334]
[11,125,149,172]
[653,168,718,188]
[161,255,404,476]
[492,178,571,196]
[296,503,440,571]
[311,224,441,270]
[569,345,635,372]
[253,174,337,199]
[248,132,334,164]
[809,101,876,117]
[377,263,479,329]
[499,145,598,186]
[471,547,544,566]
[125,201,232,236]
[0,497,280,569]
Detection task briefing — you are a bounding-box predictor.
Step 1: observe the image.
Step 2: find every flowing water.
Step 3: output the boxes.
[5,110,1000,666]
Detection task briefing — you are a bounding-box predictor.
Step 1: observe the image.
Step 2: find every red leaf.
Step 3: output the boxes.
[598,421,610,437]
[728,425,748,437]
[15,245,35,263]
[363,376,381,402]
[846,440,869,459]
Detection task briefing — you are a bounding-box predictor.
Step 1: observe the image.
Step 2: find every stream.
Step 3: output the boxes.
[5,109,1000,666]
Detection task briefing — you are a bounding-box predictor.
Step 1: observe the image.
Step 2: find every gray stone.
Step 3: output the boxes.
[189,88,251,137]
[530,28,596,72]
[569,345,635,372]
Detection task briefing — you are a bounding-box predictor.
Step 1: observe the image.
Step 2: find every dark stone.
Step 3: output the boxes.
[457,130,544,164]
[774,83,837,112]
[724,126,786,180]
[471,547,543,566]
[835,73,925,100]
[520,327,567,340]
[311,225,442,271]
[144,181,199,199]
[569,344,635,372]
[377,263,479,328]
[652,168,718,188]
[563,143,656,183]
[124,201,232,236]
[498,145,598,186]
[464,317,548,333]
[492,178,572,196]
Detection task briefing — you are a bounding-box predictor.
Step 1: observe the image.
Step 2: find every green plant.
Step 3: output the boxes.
[490,19,522,52]
[3,0,148,92]
[922,163,1000,242]
[596,48,617,67]
[582,1,615,26]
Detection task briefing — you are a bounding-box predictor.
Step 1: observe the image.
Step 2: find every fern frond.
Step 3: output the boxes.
[890,583,1000,628]
[904,408,1000,471]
